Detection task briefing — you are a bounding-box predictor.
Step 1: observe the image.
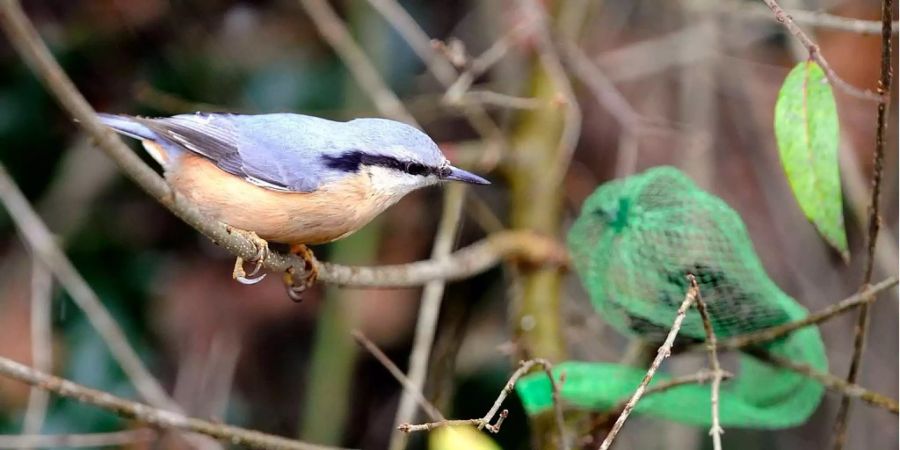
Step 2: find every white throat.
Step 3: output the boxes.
[365,165,439,198]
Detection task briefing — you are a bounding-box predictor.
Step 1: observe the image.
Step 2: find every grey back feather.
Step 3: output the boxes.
[103,113,446,193]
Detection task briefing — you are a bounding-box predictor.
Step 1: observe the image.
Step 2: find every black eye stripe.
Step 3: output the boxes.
[322,151,441,177]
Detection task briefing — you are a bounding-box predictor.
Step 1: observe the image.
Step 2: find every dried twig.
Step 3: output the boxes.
[717,277,897,351]
[298,0,416,125]
[686,0,897,35]
[0,356,345,450]
[598,282,699,450]
[399,358,567,445]
[690,275,723,450]
[747,350,899,414]
[363,0,506,170]
[0,430,157,449]
[0,162,178,411]
[351,331,444,422]
[390,186,466,450]
[18,259,53,450]
[760,0,882,101]
[832,0,894,447]
[589,370,734,432]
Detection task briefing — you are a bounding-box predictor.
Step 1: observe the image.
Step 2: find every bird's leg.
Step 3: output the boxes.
[228,227,269,285]
[283,244,318,301]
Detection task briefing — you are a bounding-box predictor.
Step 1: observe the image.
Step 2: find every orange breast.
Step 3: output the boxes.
[166,152,398,244]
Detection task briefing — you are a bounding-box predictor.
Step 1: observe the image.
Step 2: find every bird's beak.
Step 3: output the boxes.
[443,165,491,185]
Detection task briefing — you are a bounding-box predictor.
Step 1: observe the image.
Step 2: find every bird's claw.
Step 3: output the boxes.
[283,244,319,302]
[229,228,269,285]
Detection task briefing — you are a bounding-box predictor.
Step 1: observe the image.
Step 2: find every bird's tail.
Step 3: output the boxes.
[97,113,159,141]
[97,113,174,167]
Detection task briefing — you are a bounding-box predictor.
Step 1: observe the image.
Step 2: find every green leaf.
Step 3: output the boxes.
[774,61,848,260]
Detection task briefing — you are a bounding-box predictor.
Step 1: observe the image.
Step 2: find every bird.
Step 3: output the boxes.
[98,112,490,299]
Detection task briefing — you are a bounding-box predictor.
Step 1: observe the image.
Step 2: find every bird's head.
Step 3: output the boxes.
[322,118,489,197]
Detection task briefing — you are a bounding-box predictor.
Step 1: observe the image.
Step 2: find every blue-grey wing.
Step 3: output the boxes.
[121,113,341,193]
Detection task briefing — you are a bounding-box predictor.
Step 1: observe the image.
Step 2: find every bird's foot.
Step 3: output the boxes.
[229,227,269,285]
[283,244,318,302]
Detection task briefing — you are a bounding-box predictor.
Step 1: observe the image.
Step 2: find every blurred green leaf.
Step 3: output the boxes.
[774,61,847,260]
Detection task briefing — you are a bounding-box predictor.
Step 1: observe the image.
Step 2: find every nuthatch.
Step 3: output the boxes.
[98,112,489,298]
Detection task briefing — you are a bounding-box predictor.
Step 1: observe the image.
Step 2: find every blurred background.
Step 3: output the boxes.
[0,0,896,449]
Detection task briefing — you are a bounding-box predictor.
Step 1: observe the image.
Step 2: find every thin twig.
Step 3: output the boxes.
[0,356,346,450]
[760,0,882,102]
[717,277,897,351]
[399,358,567,445]
[0,162,177,411]
[690,275,723,450]
[521,0,583,187]
[685,0,897,35]
[0,430,157,449]
[18,259,53,450]
[298,0,416,125]
[363,0,506,169]
[351,330,445,422]
[747,350,899,414]
[598,282,699,450]
[589,370,735,432]
[832,0,894,447]
[390,185,466,450]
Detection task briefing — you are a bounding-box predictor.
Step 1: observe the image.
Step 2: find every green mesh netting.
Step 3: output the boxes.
[515,166,827,428]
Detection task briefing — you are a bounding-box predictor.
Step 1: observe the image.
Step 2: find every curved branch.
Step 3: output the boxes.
[0,356,346,450]
[0,0,568,290]
[322,230,568,287]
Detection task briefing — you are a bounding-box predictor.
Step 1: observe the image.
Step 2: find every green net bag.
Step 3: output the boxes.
[516,166,827,428]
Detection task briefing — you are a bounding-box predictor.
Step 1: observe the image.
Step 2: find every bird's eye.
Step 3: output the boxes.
[405,162,426,176]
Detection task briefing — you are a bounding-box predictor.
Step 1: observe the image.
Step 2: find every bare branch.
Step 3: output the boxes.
[747,350,899,414]
[390,186,466,450]
[0,162,179,411]
[691,275,724,450]
[18,259,53,450]
[685,0,897,35]
[0,430,157,449]
[589,370,735,433]
[832,0,895,446]
[352,331,445,422]
[598,282,699,450]
[322,230,568,287]
[399,358,567,446]
[297,0,416,125]
[717,277,897,351]
[760,0,883,101]
[0,356,346,450]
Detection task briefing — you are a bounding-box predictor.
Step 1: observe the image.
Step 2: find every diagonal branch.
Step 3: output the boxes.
[0,356,346,450]
[716,277,897,350]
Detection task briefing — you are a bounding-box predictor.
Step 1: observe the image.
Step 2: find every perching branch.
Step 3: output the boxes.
[832,0,895,446]
[760,0,883,102]
[0,356,346,450]
[0,0,567,291]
